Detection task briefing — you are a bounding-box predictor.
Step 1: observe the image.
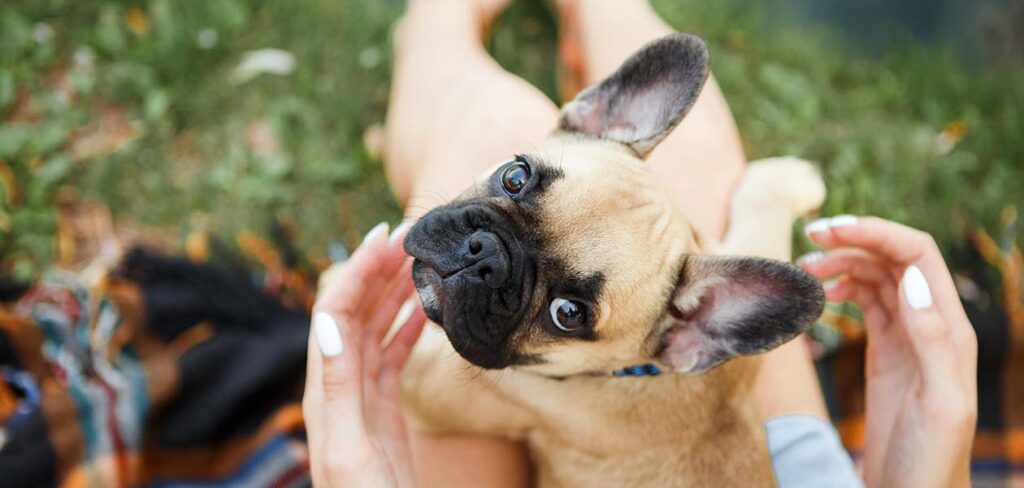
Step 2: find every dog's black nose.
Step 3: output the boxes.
[461,231,510,288]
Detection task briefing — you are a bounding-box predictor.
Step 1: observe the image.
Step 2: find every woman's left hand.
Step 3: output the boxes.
[303,223,426,488]
[800,216,977,488]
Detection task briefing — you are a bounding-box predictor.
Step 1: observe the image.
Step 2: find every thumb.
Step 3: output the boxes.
[898,265,961,392]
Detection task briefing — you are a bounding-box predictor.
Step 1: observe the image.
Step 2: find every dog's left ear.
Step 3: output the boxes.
[656,255,824,374]
[558,33,709,158]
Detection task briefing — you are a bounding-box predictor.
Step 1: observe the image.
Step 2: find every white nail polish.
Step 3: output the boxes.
[902,265,933,310]
[314,312,344,357]
[362,222,389,246]
[829,215,858,228]
[797,251,825,266]
[822,279,840,291]
[389,221,412,245]
[804,218,831,235]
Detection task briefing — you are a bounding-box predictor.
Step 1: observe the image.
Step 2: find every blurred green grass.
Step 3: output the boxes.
[1,0,1022,283]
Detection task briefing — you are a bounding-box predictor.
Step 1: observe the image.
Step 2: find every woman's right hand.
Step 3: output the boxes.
[304,222,426,488]
[799,216,977,488]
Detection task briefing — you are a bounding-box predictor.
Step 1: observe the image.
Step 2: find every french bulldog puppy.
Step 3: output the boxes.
[400,33,827,487]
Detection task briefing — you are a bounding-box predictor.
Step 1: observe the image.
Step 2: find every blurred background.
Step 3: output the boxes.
[1,0,1024,484]
[1,0,1022,283]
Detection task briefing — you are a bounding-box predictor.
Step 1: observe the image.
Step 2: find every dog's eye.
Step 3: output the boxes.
[501,162,531,195]
[549,298,587,333]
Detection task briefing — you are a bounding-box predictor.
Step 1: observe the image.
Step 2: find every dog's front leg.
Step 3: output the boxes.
[720,157,826,260]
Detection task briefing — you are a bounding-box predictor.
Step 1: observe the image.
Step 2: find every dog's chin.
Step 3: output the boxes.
[410,260,531,370]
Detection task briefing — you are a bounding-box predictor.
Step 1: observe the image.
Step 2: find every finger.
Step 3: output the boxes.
[365,259,416,347]
[303,320,325,445]
[805,216,973,359]
[382,304,427,376]
[314,222,390,314]
[801,248,902,316]
[824,277,892,334]
[304,313,338,450]
[804,215,940,262]
[308,312,367,439]
[797,248,896,285]
[897,265,963,390]
[358,260,414,380]
[364,305,426,453]
[316,222,408,319]
[387,220,413,251]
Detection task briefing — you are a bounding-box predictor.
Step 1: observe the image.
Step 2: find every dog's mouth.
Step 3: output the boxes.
[408,248,533,329]
[410,257,534,369]
[410,261,446,323]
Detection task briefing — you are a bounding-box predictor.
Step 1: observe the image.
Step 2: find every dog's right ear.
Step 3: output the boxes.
[558,33,710,158]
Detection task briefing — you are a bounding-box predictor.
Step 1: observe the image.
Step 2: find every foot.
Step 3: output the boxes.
[733,157,827,218]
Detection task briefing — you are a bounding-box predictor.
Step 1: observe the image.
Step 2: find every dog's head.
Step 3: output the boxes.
[405,34,823,376]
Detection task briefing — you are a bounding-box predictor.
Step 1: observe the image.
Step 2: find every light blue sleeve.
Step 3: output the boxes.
[766,414,865,488]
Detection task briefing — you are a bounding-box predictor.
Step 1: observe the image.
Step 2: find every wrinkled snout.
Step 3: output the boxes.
[403,203,535,369]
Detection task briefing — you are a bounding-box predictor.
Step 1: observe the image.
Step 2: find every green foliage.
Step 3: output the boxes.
[651,0,1024,247]
[0,0,1021,283]
[1,0,404,280]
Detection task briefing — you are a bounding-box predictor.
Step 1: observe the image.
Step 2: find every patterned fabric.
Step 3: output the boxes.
[0,249,312,488]
[1,220,1021,486]
[817,224,1024,486]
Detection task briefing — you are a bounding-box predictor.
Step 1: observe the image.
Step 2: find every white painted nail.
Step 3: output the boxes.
[797,251,826,266]
[804,218,831,235]
[822,279,840,292]
[314,312,344,357]
[389,221,412,245]
[828,214,858,228]
[361,222,389,246]
[902,265,933,310]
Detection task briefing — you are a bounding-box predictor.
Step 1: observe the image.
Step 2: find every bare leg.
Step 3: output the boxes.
[384,1,551,486]
[387,0,825,460]
[561,0,745,240]
[559,0,828,420]
[385,0,558,220]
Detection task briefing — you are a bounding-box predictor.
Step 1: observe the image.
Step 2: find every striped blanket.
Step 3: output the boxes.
[1,225,1021,486]
[0,249,311,487]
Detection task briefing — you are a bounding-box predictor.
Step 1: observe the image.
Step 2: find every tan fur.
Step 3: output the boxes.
[391,135,826,486]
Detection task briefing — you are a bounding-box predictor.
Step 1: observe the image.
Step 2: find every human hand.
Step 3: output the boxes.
[799,216,977,488]
[303,222,427,488]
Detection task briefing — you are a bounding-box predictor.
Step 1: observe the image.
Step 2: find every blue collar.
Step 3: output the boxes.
[532,363,663,381]
[611,363,662,377]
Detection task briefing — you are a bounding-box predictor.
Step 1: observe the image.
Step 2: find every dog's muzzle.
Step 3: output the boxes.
[404,203,533,369]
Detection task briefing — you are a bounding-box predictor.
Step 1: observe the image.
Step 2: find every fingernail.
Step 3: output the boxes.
[314,312,344,357]
[829,214,858,228]
[901,265,933,310]
[362,222,389,246]
[822,279,840,292]
[804,218,831,236]
[797,251,825,266]
[389,221,412,245]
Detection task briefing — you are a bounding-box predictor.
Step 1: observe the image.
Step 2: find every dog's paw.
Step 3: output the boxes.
[733,157,826,217]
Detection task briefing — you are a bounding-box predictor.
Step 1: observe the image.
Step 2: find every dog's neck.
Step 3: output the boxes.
[505,356,776,486]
